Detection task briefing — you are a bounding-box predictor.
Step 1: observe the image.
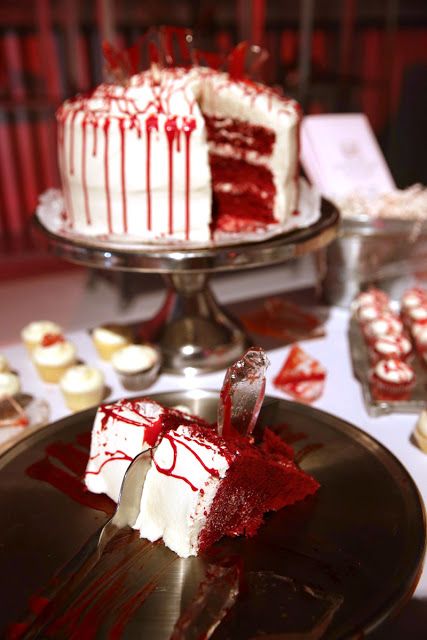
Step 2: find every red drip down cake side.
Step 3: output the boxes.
[197,428,320,553]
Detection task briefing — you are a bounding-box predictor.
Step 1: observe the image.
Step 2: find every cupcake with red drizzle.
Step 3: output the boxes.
[363,313,404,344]
[401,287,427,320]
[32,333,77,383]
[370,334,412,364]
[354,288,390,313]
[406,303,427,329]
[370,358,415,400]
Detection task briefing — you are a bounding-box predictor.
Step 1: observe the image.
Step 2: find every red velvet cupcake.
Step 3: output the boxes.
[406,303,427,328]
[354,288,390,313]
[370,358,415,400]
[363,313,404,344]
[401,287,427,314]
[370,335,412,364]
[412,323,427,354]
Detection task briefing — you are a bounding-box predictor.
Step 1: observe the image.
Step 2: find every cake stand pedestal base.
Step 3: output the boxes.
[34,198,339,375]
[138,273,247,374]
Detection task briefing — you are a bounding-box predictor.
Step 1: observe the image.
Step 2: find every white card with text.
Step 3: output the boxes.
[300,113,396,201]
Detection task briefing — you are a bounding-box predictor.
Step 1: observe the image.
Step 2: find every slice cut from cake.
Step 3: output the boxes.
[84,398,209,502]
[135,424,319,558]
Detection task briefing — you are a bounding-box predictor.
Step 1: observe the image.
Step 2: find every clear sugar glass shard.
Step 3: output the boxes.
[217,347,270,439]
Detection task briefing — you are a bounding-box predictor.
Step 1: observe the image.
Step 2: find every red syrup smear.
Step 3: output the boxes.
[219,379,233,440]
[92,121,98,157]
[145,115,158,231]
[103,118,113,233]
[26,435,115,515]
[119,119,128,232]
[81,118,91,224]
[165,116,178,235]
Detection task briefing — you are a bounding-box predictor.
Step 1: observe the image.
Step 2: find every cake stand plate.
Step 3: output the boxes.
[34,200,339,374]
[0,390,424,639]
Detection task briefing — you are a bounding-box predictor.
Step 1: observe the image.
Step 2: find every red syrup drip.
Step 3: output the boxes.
[103,118,113,233]
[183,117,196,240]
[92,121,98,157]
[165,116,178,235]
[86,451,133,477]
[152,432,220,492]
[118,119,128,232]
[219,380,233,440]
[145,115,158,231]
[81,119,91,224]
[69,109,79,175]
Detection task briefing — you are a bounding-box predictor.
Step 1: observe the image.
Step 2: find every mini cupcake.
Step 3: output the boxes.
[370,358,415,400]
[353,288,390,312]
[60,365,105,411]
[401,287,427,313]
[357,303,388,326]
[414,410,427,453]
[363,314,404,344]
[32,335,77,383]
[411,323,427,354]
[0,372,21,399]
[370,335,412,364]
[111,344,161,391]
[406,303,427,328]
[21,320,63,353]
[92,324,133,361]
[0,354,10,373]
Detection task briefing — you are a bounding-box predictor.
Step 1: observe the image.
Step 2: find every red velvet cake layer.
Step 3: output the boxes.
[204,115,276,156]
[197,428,320,553]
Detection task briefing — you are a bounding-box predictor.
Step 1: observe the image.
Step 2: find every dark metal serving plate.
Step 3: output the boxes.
[0,390,425,639]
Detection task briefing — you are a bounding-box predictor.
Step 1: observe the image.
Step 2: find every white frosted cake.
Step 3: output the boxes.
[84,398,209,501]
[84,399,319,558]
[57,66,301,242]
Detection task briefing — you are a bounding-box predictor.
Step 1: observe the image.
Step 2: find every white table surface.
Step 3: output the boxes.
[0,265,426,638]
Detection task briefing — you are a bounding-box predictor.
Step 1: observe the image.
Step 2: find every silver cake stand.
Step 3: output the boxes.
[34,200,339,374]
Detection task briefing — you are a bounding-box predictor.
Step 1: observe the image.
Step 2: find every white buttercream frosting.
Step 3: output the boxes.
[92,326,130,345]
[401,288,427,311]
[59,364,104,393]
[366,315,403,340]
[416,410,427,439]
[0,354,10,373]
[374,335,411,357]
[374,359,414,384]
[0,372,21,399]
[21,321,62,344]
[135,425,233,558]
[111,344,159,373]
[85,399,165,502]
[33,340,76,367]
[357,304,384,324]
[408,305,427,323]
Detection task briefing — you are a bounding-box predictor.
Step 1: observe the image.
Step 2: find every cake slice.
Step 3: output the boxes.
[135,424,319,558]
[84,398,209,501]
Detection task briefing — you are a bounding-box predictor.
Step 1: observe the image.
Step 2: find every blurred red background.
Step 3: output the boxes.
[1,0,426,279]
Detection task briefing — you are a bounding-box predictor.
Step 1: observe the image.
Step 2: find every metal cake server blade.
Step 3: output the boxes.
[21,447,155,639]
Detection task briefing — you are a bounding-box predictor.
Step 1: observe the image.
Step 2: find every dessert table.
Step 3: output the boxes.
[0,264,425,638]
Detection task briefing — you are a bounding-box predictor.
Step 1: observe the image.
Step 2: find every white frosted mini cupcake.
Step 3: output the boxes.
[33,336,77,383]
[21,321,63,353]
[0,354,10,373]
[111,344,161,390]
[0,372,21,399]
[92,324,132,361]
[60,365,105,411]
[414,410,427,453]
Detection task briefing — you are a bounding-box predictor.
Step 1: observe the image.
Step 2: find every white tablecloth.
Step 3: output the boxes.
[1,299,426,638]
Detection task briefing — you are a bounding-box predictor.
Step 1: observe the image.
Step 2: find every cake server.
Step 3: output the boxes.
[20,446,156,639]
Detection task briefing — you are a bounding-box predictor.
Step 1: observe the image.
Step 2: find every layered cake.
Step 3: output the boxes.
[57,65,301,242]
[84,398,319,557]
